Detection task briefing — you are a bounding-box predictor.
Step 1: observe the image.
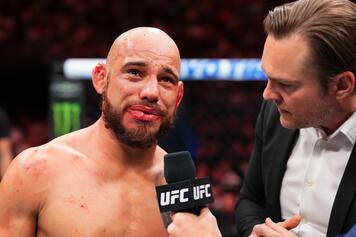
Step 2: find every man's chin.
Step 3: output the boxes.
[125,124,160,135]
[115,127,158,147]
[124,139,157,149]
[280,117,296,129]
[124,119,160,129]
[280,117,310,130]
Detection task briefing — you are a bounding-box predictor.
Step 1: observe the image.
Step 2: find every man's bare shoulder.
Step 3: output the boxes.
[2,128,92,187]
[0,142,79,216]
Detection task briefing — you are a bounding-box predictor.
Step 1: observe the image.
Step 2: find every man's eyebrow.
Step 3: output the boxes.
[269,76,288,83]
[268,76,300,85]
[261,66,297,84]
[122,61,147,68]
[121,62,179,82]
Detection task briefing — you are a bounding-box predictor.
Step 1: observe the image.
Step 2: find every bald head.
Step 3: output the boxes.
[91,27,184,149]
[106,27,181,71]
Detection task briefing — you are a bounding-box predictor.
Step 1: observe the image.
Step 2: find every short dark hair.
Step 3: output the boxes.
[264,0,356,91]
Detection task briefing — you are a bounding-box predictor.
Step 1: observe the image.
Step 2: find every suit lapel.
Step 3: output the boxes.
[327,145,356,237]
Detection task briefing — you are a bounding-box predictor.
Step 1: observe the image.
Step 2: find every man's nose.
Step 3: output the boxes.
[139,77,159,103]
[263,80,280,101]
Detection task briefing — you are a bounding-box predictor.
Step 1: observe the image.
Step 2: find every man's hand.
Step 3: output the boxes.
[249,215,301,237]
[279,215,302,230]
[167,207,222,237]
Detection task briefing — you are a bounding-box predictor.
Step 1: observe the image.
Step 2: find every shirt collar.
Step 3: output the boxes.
[338,111,356,144]
[312,111,356,144]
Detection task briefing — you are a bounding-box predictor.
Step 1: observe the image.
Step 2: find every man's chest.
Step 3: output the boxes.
[37,178,167,237]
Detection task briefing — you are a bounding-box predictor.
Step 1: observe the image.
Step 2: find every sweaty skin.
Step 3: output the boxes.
[0,27,184,237]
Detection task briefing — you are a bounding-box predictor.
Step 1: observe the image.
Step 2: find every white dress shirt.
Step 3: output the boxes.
[280,112,356,237]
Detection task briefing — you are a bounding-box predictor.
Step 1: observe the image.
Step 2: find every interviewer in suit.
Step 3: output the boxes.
[235,0,356,237]
[167,0,356,237]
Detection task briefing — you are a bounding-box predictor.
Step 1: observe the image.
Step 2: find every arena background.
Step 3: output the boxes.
[0,0,292,236]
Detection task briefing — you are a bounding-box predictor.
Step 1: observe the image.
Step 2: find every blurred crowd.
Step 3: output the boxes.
[184,81,264,236]
[0,0,282,236]
[0,0,286,64]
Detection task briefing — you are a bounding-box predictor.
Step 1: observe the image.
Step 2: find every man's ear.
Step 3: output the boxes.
[334,71,355,100]
[175,81,184,109]
[92,63,108,95]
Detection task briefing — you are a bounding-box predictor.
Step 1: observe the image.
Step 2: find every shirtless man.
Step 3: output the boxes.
[0,27,184,237]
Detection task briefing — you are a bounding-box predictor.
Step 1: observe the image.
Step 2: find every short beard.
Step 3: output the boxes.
[280,94,336,130]
[101,93,176,148]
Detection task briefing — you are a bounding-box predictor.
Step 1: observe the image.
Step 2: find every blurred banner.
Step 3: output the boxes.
[63,58,267,81]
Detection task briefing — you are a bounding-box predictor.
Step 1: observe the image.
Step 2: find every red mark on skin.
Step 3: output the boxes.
[93,170,105,178]
[127,105,163,122]
[128,109,160,122]
[94,65,101,74]
[64,195,89,210]
[66,196,77,204]
[23,158,47,177]
[65,196,89,210]
[80,203,88,210]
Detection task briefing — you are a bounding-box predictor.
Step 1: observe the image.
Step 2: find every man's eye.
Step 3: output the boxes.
[162,77,173,82]
[279,82,292,88]
[280,83,298,92]
[160,76,175,84]
[128,69,141,75]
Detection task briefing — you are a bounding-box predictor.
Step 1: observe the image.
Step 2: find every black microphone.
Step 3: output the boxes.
[155,151,214,216]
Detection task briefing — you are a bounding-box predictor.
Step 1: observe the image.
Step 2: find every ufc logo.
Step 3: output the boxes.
[193,184,211,200]
[160,188,189,206]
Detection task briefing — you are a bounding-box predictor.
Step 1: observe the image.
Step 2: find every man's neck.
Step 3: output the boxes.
[91,118,159,172]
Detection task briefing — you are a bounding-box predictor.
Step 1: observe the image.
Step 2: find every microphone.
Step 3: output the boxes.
[155,151,214,216]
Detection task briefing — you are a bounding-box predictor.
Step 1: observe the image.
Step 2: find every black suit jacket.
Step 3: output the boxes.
[235,100,356,237]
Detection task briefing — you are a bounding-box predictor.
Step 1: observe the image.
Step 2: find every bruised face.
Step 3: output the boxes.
[101,28,183,148]
[102,86,176,148]
[261,34,338,131]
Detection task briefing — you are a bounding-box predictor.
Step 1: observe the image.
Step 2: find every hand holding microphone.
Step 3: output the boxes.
[155,151,221,237]
[168,207,221,237]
